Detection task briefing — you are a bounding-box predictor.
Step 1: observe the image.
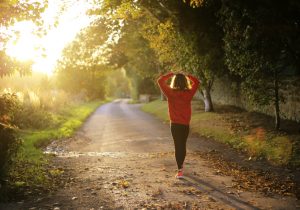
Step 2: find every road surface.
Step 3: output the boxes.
[2,99,299,210]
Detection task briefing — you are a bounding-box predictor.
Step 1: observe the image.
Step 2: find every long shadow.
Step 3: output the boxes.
[182,174,261,210]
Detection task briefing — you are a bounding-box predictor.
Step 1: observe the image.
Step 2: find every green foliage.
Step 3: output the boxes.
[0,51,34,77]
[0,123,21,178]
[0,72,50,92]
[0,52,16,77]
[0,0,45,26]
[141,0,225,83]
[105,69,131,98]
[56,68,107,100]
[0,93,20,121]
[138,77,158,95]
[0,90,57,130]
[102,3,161,98]
[218,0,300,128]
[56,17,112,100]
[14,105,56,129]
[58,19,109,68]
[0,93,21,178]
[142,19,183,68]
[112,21,158,78]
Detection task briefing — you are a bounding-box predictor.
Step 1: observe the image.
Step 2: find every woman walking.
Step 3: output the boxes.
[157,72,200,179]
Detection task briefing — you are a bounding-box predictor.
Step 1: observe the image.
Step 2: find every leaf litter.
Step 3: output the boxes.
[195,150,297,197]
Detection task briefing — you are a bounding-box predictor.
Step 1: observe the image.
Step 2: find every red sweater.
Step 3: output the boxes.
[157,72,200,125]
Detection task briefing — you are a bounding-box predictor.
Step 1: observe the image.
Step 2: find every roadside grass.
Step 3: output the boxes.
[20,100,104,161]
[141,99,169,121]
[3,100,105,200]
[128,99,140,104]
[141,100,300,167]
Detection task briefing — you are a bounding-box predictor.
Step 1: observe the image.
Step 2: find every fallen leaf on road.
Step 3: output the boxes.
[118,180,129,188]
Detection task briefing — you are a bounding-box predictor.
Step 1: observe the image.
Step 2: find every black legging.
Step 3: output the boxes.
[170,123,190,170]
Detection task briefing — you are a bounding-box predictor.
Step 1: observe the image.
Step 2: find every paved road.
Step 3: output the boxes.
[79,99,174,153]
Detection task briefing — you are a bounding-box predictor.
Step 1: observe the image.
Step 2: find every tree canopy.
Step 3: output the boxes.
[219,0,300,129]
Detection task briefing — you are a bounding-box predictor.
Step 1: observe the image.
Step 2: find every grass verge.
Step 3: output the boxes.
[141,100,300,167]
[1,100,105,201]
[19,100,104,161]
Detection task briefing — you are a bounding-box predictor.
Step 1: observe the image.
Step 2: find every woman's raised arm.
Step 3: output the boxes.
[187,74,200,96]
[157,72,174,97]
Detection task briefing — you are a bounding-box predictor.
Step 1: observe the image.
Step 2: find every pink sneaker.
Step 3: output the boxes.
[175,169,183,179]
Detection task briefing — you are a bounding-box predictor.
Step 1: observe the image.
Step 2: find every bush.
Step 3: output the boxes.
[14,105,56,129]
[0,93,21,178]
[0,123,21,178]
[0,93,20,123]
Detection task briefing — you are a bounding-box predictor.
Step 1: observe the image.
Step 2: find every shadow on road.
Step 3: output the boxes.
[182,175,260,210]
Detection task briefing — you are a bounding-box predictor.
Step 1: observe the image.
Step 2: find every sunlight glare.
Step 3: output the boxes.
[3,0,98,76]
[5,21,40,61]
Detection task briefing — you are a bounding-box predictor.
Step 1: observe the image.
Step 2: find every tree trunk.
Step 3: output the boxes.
[203,87,214,112]
[274,69,280,130]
